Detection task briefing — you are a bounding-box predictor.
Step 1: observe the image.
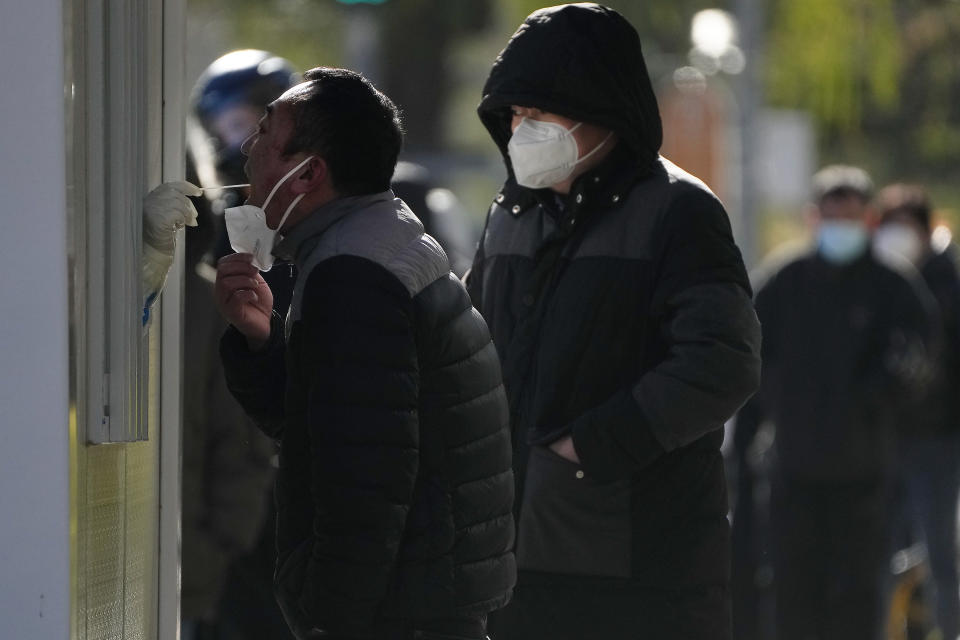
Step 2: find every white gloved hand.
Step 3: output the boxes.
[142,181,202,326]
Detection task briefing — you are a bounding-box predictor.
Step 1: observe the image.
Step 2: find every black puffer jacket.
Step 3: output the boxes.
[468,2,761,594]
[221,191,515,638]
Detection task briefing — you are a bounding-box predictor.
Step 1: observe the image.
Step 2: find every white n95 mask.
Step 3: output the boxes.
[873,223,924,266]
[224,155,313,271]
[507,117,612,190]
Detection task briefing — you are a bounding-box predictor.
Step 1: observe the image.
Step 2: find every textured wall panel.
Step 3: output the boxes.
[83,445,126,640]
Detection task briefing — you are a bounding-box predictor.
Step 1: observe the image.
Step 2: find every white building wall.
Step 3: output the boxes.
[0,0,71,638]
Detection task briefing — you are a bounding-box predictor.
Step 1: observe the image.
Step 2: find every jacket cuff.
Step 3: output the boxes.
[570,387,665,480]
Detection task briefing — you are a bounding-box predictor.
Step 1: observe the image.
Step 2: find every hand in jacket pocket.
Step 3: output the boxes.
[548,435,580,463]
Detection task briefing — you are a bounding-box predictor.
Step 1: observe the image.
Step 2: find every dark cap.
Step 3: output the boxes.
[811,164,874,203]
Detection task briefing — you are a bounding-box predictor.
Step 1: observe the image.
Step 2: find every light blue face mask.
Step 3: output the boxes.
[818,219,869,265]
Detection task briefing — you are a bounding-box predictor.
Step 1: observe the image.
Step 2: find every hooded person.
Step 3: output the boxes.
[466,4,762,639]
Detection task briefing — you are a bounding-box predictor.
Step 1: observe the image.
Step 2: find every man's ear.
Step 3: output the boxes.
[289,156,329,194]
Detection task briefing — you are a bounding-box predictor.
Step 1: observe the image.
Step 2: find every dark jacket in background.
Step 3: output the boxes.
[733,247,937,640]
[468,4,761,637]
[913,245,960,435]
[742,249,937,483]
[221,192,515,639]
[181,194,276,624]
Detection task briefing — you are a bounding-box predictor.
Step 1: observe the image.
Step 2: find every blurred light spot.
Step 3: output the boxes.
[426,188,457,213]
[258,58,290,77]
[689,48,721,75]
[691,9,738,59]
[932,224,952,253]
[673,66,708,95]
[720,46,746,75]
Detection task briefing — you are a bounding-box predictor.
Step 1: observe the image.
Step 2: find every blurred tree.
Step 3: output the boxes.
[875,1,960,181]
[377,0,494,153]
[186,0,959,210]
[764,0,960,189]
[189,0,346,76]
[766,0,902,131]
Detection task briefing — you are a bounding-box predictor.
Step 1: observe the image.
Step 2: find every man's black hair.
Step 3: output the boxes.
[282,67,403,197]
[877,183,932,232]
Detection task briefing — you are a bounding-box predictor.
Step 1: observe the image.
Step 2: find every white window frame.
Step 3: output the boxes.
[66,0,185,635]
[73,0,152,445]
[157,0,187,635]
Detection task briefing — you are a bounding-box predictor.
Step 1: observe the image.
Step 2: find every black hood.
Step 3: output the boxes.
[478,3,662,177]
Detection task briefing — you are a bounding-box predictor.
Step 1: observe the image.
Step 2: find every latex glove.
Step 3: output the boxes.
[142,181,202,326]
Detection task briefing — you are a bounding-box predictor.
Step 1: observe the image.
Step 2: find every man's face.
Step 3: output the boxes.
[817,192,870,223]
[509,105,576,133]
[509,105,611,158]
[211,103,262,152]
[241,95,301,229]
[883,210,927,241]
[508,105,615,192]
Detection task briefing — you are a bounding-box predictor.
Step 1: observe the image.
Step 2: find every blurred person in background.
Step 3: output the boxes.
[874,184,960,640]
[467,4,761,638]
[186,50,299,640]
[189,48,301,314]
[217,67,515,640]
[190,51,479,296]
[735,165,938,640]
[390,161,477,278]
[180,154,279,640]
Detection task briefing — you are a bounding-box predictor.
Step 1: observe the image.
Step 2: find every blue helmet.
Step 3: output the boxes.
[191,49,299,130]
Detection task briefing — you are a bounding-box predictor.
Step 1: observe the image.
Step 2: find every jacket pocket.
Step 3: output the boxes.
[516,445,632,577]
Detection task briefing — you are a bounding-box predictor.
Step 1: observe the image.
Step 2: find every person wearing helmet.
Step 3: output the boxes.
[192,49,301,191]
[189,49,301,305]
[182,50,300,640]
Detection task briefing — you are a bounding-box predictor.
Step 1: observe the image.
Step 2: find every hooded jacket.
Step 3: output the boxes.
[221,192,516,638]
[468,3,761,590]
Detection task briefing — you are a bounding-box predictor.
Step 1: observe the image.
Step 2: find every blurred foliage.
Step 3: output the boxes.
[189,0,346,72]
[766,0,902,131]
[765,0,960,189]
[187,0,960,218]
[376,0,494,152]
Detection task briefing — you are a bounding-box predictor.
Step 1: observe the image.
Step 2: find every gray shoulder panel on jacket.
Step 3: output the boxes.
[286,198,451,336]
[306,198,449,295]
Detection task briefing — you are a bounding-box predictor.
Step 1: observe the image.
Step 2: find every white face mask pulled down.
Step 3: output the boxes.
[224,155,313,271]
[508,117,613,190]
